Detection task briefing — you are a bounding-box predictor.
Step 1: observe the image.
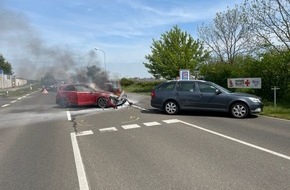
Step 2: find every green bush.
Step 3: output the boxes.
[199,52,290,102]
[200,62,233,88]
[120,78,134,86]
[121,79,164,93]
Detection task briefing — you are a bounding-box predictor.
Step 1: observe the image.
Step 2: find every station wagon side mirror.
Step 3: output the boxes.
[215,89,222,95]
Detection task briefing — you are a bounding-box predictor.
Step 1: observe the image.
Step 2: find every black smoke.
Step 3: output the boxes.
[0,5,109,86]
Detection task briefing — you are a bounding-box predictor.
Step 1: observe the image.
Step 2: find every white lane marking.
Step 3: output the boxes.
[163,119,181,124]
[76,130,94,136]
[17,97,22,100]
[67,111,72,121]
[70,133,90,190]
[179,120,290,161]
[144,122,161,126]
[10,100,17,103]
[1,104,10,108]
[99,127,118,132]
[122,124,141,130]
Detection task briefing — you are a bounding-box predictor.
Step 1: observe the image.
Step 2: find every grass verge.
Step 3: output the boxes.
[261,105,290,120]
[0,84,41,97]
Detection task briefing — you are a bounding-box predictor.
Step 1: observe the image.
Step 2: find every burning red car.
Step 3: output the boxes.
[56,83,118,108]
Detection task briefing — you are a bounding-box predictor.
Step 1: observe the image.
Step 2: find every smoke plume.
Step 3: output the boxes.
[0,5,108,84]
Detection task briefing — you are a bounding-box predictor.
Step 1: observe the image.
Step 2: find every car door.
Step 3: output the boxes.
[175,81,202,109]
[151,81,176,108]
[196,82,228,111]
[75,85,96,105]
[63,85,78,105]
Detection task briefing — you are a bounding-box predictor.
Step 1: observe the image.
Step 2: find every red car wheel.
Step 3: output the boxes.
[97,97,108,108]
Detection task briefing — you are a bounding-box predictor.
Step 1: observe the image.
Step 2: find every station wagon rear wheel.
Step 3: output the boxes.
[97,97,108,108]
[164,101,179,115]
[230,102,249,118]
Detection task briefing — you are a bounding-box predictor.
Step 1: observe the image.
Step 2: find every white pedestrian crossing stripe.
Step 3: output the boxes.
[99,127,118,132]
[163,119,181,124]
[76,130,94,136]
[143,122,161,126]
[91,119,182,134]
[121,124,141,130]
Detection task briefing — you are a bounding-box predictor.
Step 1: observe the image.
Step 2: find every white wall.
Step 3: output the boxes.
[0,74,27,88]
[15,78,27,86]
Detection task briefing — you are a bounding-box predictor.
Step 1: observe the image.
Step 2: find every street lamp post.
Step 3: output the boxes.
[94,48,107,76]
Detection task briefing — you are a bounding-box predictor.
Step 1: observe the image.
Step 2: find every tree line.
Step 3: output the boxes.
[143,0,290,102]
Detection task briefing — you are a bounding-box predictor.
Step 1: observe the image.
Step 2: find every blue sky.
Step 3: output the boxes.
[0,0,243,79]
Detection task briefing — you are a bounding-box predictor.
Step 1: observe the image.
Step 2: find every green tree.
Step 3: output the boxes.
[144,25,210,79]
[0,54,13,75]
[244,50,290,100]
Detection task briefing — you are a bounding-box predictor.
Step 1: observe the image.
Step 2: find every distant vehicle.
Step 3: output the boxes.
[150,80,263,118]
[42,83,57,91]
[56,83,118,108]
[41,74,57,91]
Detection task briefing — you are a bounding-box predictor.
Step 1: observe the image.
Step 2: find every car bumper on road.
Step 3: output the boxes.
[150,101,162,109]
[249,104,263,114]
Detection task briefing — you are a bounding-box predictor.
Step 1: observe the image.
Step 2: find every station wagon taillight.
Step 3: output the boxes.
[151,90,156,98]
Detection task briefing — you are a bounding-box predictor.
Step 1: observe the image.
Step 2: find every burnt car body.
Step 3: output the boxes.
[42,83,57,92]
[105,80,122,96]
[56,83,118,108]
[151,80,263,118]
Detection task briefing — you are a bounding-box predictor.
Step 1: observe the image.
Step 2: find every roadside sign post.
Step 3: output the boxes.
[179,69,190,80]
[271,86,280,108]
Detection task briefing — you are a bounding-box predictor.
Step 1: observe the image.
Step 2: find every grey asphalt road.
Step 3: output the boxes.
[0,90,79,190]
[73,93,290,189]
[0,91,289,190]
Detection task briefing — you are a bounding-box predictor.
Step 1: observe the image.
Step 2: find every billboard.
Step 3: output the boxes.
[227,78,262,89]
